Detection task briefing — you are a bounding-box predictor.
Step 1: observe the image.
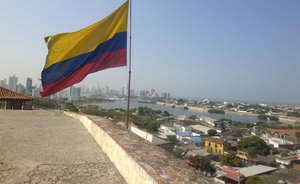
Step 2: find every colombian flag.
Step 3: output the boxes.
[40,1,128,97]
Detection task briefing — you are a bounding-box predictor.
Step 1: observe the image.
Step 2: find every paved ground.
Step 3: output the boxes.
[0,110,126,184]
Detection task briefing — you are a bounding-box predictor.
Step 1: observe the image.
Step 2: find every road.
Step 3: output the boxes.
[0,110,125,184]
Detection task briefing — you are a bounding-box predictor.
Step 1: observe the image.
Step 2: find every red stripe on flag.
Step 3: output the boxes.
[40,49,126,97]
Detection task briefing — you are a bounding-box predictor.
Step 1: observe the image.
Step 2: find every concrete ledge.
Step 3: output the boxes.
[64,112,212,184]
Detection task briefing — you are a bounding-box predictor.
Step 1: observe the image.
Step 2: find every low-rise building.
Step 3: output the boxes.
[191,124,211,135]
[174,122,192,133]
[268,137,294,150]
[203,137,229,155]
[159,124,175,132]
[276,155,300,169]
[215,166,245,184]
[236,150,249,161]
[236,165,277,178]
[0,87,33,110]
[266,128,300,144]
[216,165,277,184]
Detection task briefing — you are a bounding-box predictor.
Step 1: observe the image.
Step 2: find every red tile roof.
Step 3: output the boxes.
[223,167,244,177]
[0,87,33,100]
[267,128,300,137]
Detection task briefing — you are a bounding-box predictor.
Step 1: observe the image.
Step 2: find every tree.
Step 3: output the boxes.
[267,159,278,167]
[295,132,300,138]
[287,111,300,117]
[173,147,184,158]
[207,129,217,136]
[255,121,268,128]
[146,120,161,132]
[208,109,225,114]
[221,153,243,167]
[280,150,288,157]
[237,136,270,156]
[257,114,279,121]
[167,135,177,144]
[189,155,212,172]
[163,110,170,120]
[63,102,79,112]
[177,98,185,105]
[246,176,266,184]
[0,101,5,108]
[218,118,233,124]
[81,109,101,116]
[189,115,197,121]
[34,98,60,109]
[218,122,226,132]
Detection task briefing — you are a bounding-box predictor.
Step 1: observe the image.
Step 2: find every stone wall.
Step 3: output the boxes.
[130,125,168,145]
[64,112,212,184]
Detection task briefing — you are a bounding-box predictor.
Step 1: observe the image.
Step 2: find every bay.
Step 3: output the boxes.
[92,101,262,124]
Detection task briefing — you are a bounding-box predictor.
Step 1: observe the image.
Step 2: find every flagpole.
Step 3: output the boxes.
[126,0,132,130]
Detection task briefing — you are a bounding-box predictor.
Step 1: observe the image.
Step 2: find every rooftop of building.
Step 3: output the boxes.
[236,165,277,177]
[0,87,33,101]
[191,124,211,133]
[267,128,300,137]
[203,137,225,144]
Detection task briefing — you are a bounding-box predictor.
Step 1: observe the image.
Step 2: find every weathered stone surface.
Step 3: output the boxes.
[0,110,125,184]
[84,114,213,184]
[24,162,124,184]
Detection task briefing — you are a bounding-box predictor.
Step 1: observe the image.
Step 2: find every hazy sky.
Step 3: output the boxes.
[0,0,299,104]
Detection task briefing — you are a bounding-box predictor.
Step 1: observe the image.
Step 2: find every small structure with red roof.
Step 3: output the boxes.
[0,87,33,110]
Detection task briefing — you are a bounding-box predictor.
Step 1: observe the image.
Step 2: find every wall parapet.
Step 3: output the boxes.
[64,112,212,184]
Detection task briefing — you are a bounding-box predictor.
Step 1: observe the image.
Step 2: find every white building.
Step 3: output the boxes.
[69,86,81,101]
[159,124,176,132]
[276,155,300,168]
[268,137,294,148]
[174,123,192,134]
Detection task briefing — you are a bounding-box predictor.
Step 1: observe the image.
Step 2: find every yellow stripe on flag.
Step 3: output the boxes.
[44,1,128,69]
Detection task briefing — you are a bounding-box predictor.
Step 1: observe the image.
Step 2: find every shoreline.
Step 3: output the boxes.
[156,102,300,125]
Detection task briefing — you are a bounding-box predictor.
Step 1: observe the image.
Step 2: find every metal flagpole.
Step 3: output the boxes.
[126,0,132,130]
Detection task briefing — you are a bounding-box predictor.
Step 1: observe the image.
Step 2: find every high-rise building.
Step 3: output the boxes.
[25,77,33,95]
[139,90,149,99]
[32,87,41,98]
[8,75,18,92]
[69,86,81,101]
[0,79,7,88]
[105,85,110,95]
[16,84,25,94]
[162,92,171,100]
[121,85,125,96]
[130,89,135,97]
[149,88,155,98]
[167,92,171,99]
[124,83,128,96]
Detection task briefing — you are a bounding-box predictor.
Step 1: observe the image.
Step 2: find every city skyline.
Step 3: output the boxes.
[0,1,299,104]
[1,74,299,106]
[0,74,172,100]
